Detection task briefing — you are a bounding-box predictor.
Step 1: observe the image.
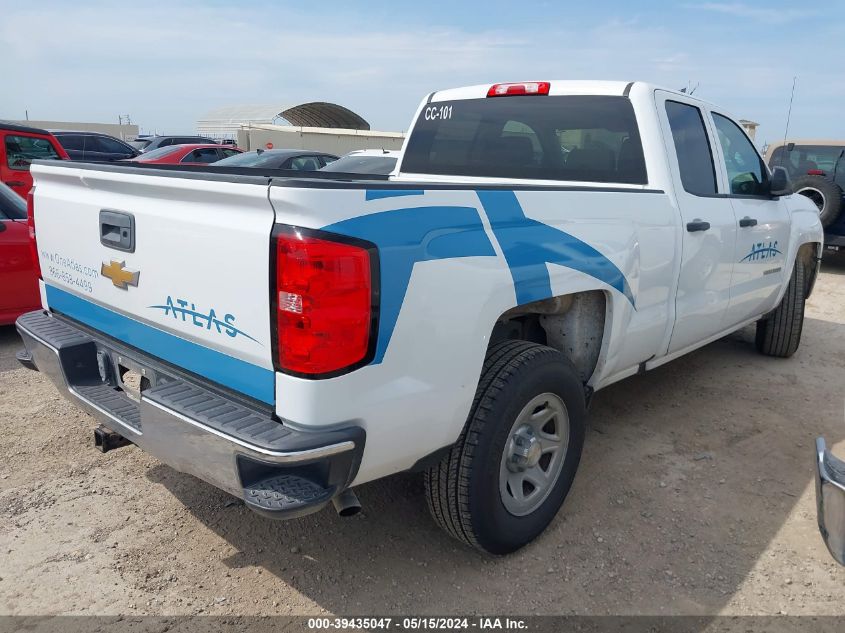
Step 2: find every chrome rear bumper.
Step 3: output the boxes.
[16,310,364,519]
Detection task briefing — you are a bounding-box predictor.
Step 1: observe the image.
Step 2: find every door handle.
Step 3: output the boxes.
[686,219,711,232]
[739,216,758,228]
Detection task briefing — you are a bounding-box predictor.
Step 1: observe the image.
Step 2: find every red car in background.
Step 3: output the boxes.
[0,122,69,198]
[0,182,39,324]
[127,144,242,166]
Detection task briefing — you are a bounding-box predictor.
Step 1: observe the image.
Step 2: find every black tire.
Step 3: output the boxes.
[424,341,586,554]
[755,258,806,358]
[792,175,843,228]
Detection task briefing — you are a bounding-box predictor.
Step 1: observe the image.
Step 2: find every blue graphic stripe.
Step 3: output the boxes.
[476,190,635,306]
[323,205,496,363]
[365,189,425,201]
[45,285,275,405]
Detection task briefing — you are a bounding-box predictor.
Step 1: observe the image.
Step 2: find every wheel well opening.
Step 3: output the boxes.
[489,291,607,383]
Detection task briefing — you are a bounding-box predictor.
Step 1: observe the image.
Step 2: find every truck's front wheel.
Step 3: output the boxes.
[755,258,806,358]
[425,341,586,554]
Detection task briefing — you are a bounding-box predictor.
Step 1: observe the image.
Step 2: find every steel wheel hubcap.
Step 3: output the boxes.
[499,392,569,516]
[796,187,825,215]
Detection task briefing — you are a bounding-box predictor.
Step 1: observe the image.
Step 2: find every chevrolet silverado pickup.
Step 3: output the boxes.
[16,81,823,554]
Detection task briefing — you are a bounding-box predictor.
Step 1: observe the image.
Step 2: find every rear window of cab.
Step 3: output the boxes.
[401,95,647,184]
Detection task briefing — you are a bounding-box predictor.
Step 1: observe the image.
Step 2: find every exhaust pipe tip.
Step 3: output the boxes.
[332,488,361,517]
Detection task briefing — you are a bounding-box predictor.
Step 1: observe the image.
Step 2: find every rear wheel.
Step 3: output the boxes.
[424,341,586,554]
[755,258,806,358]
[792,175,843,228]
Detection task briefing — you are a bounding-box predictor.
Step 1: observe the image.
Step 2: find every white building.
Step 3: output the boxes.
[196,102,404,154]
[196,102,371,140]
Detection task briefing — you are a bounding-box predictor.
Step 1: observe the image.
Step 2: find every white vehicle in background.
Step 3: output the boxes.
[18,80,822,553]
[319,149,400,175]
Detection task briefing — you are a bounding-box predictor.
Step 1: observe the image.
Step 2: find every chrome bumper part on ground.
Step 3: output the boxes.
[15,310,364,520]
[815,437,845,565]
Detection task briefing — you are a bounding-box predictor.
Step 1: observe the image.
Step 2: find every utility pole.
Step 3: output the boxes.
[117,115,134,140]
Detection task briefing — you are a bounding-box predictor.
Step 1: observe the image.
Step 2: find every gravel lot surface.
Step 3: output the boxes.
[1,258,844,617]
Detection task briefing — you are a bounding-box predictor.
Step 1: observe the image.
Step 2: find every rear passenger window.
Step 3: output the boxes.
[665,101,717,195]
[81,137,104,153]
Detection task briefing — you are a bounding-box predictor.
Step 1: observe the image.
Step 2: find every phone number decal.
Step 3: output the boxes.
[42,250,97,294]
[46,265,93,293]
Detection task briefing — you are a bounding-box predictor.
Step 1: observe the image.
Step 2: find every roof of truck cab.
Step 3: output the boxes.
[429,80,714,104]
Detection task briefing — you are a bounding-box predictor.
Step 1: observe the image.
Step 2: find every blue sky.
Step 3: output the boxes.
[1,0,842,145]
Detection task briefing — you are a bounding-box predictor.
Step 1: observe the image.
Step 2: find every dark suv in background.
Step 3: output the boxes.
[765,140,845,254]
[133,135,218,153]
[52,131,139,161]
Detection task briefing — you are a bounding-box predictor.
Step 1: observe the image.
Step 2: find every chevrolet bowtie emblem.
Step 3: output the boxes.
[101,260,140,289]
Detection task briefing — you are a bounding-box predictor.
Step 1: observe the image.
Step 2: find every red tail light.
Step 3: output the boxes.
[487,82,550,97]
[26,189,42,279]
[807,169,825,176]
[274,229,376,376]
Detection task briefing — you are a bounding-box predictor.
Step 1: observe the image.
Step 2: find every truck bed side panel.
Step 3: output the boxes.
[268,184,678,483]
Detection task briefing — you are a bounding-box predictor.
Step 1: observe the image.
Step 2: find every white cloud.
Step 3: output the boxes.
[684,2,817,24]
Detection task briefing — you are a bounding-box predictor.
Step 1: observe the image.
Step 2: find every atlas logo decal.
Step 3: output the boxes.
[322,189,634,364]
[741,241,781,262]
[101,260,139,289]
[149,296,259,343]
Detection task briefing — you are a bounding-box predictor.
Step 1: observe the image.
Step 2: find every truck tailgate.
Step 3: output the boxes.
[31,163,277,404]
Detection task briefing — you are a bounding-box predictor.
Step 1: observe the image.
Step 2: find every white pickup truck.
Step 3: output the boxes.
[17,81,823,554]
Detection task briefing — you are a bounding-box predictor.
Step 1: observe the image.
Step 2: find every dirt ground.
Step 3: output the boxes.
[1,259,844,618]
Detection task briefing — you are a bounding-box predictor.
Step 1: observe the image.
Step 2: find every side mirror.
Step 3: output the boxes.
[769,166,792,197]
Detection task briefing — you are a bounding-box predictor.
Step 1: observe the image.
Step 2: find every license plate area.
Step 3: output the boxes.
[105,352,155,402]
